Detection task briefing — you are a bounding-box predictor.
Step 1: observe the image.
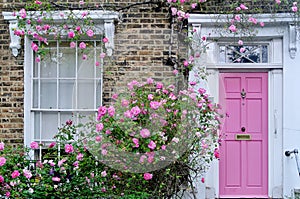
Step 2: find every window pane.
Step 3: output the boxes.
[219,46,225,64]
[33,79,39,108]
[59,79,75,109]
[78,79,94,109]
[33,59,39,78]
[34,112,41,140]
[60,112,74,126]
[59,48,76,78]
[219,44,269,63]
[40,53,57,78]
[78,50,94,78]
[96,80,102,107]
[262,46,268,63]
[41,79,57,109]
[42,112,58,140]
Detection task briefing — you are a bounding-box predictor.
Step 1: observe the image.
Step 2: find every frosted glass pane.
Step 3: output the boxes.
[33,80,39,108]
[78,50,94,78]
[34,112,41,140]
[42,112,58,140]
[78,80,94,109]
[59,48,76,78]
[59,80,76,109]
[40,54,57,78]
[41,79,57,109]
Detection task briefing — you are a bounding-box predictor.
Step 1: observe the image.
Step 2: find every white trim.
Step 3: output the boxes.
[24,37,33,148]
[268,69,284,198]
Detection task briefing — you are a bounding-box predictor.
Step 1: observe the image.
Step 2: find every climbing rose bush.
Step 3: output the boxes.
[87,78,221,175]
[0,79,221,198]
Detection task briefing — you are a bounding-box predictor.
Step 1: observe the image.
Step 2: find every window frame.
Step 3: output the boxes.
[19,10,119,158]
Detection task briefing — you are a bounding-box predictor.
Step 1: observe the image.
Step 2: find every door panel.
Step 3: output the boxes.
[219,73,268,198]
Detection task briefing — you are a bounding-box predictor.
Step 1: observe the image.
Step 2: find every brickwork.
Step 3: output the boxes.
[0,1,25,145]
[0,0,288,144]
[0,1,182,144]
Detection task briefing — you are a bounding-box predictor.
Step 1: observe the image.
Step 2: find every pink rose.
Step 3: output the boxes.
[240,4,248,10]
[82,54,87,60]
[58,159,66,167]
[23,169,32,179]
[31,42,39,52]
[132,138,139,148]
[183,60,189,67]
[292,6,298,12]
[198,88,206,94]
[96,123,104,132]
[229,24,237,32]
[11,170,20,179]
[139,155,147,163]
[76,26,81,32]
[173,69,178,75]
[65,144,74,153]
[30,141,39,149]
[97,106,107,120]
[140,129,151,138]
[148,94,154,100]
[171,7,177,16]
[52,177,61,182]
[35,57,41,63]
[148,140,156,150]
[150,101,160,110]
[131,106,141,116]
[49,142,56,148]
[107,106,115,117]
[121,99,129,107]
[156,82,163,89]
[19,8,26,19]
[79,42,86,49]
[235,15,241,21]
[95,135,102,142]
[0,175,4,183]
[0,142,4,150]
[147,78,154,84]
[143,173,153,180]
[214,148,220,159]
[201,177,205,183]
[86,29,94,37]
[68,31,75,38]
[102,37,109,43]
[100,53,106,58]
[101,171,107,177]
[77,153,83,161]
[240,47,246,53]
[70,41,76,48]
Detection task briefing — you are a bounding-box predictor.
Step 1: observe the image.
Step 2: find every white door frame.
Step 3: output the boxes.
[188,13,289,198]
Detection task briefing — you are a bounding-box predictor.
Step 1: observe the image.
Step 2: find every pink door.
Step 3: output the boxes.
[219,73,268,198]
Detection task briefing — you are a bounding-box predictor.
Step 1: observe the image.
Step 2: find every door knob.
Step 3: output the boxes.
[241,127,246,132]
